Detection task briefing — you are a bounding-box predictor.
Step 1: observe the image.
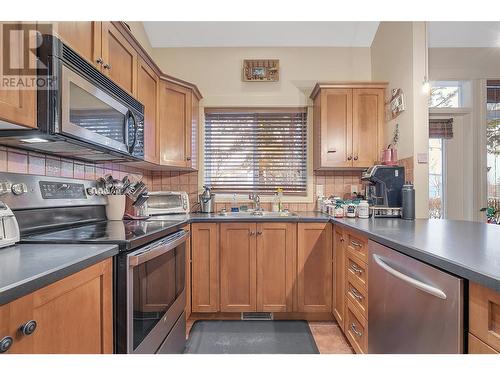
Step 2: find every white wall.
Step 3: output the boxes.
[429,48,500,80]
[151,47,372,107]
[371,22,429,218]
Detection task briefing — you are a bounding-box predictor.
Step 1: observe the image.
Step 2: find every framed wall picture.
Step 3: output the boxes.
[243,59,279,82]
[389,88,406,119]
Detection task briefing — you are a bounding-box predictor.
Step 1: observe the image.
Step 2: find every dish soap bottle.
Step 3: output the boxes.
[231,193,239,212]
[272,192,279,212]
[277,188,284,212]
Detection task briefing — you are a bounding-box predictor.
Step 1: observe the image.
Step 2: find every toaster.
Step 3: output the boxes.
[0,201,20,248]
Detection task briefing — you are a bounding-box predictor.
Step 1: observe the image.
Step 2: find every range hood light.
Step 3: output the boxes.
[20,137,51,144]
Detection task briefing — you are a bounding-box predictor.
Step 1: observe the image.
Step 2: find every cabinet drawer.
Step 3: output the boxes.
[346,251,367,290]
[345,300,368,354]
[346,230,368,263]
[469,282,500,352]
[346,273,368,318]
[468,333,499,354]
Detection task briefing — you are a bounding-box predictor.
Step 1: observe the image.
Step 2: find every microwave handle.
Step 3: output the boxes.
[128,231,189,266]
[124,110,138,154]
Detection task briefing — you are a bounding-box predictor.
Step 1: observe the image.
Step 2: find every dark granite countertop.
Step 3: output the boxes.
[331,217,500,292]
[171,212,500,291]
[0,243,118,305]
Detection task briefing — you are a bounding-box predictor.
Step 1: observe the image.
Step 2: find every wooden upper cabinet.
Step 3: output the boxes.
[137,58,159,163]
[0,22,37,128]
[191,223,219,313]
[297,222,332,312]
[352,88,384,168]
[332,225,346,329]
[220,223,257,312]
[256,222,296,312]
[314,88,352,168]
[311,83,386,170]
[159,80,192,168]
[101,22,137,96]
[52,22,102,69]
[0,259,112,354]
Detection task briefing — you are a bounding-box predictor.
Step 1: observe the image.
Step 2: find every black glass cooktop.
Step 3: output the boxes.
[21,219,185,251]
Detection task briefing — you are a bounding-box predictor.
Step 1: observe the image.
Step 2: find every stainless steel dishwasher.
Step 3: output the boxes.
[368,240,464,353]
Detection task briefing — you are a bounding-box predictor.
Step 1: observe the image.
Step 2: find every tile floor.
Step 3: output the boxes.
[185,319,353,354]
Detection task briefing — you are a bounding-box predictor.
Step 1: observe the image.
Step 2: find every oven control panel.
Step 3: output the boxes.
[39,181,87,199]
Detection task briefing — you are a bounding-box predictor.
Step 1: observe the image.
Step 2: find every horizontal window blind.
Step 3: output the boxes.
[204,109,307,195]
[429,118,453,139]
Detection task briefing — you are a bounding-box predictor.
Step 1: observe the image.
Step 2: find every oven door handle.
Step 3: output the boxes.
[128,231,189,266]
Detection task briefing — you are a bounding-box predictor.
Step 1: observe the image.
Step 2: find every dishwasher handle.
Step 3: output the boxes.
[372,254,447,300]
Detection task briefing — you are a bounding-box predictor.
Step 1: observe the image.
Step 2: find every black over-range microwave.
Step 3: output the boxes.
[0,34,144,162]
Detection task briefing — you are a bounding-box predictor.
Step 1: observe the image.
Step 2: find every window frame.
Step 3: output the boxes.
[199,106,314,203]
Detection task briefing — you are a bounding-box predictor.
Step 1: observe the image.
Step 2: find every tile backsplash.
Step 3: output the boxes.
[1,145,366,213]
[0,146,151,186]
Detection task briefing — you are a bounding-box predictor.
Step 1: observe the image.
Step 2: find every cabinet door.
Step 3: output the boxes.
[332,225,346,329]
[5,259,112,354]
[137,58,159,163]
[159,81,191,167]
[53,22,102,68]
[0,22,37,128]
[220,223,257,312]
[352,88,384,168]
[297,222,332,312]
[191,223,219,313]
[315,88,352,168]
[101,22,137,96]
[256,222,296,312]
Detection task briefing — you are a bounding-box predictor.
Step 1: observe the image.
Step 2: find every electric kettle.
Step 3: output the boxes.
[0,201,20,248]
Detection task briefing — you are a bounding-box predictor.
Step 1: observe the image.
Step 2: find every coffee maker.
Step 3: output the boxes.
[361,165,405,217]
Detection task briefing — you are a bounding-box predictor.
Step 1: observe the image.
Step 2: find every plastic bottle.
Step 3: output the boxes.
[277,188,283,212]
[358,200,369,219]
[231,193,238,212]
[272,192,279,212]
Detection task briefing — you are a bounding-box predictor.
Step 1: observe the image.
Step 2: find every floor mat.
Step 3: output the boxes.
[184,320,319,354]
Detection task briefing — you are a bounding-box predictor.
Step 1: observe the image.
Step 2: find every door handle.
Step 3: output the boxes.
[372,254,447,299]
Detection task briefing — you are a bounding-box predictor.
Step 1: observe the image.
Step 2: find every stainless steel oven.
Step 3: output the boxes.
[116,229,188,353]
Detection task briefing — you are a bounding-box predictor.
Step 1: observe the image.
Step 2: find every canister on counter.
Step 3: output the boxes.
[402,183,415,220]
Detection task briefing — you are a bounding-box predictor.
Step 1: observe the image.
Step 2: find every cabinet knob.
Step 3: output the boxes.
[96,57,104,65]
[103,63,112,70]
[0,336,13,353]
[257,231,262,235]
[250,231,255,236]
[186,156,192,161]
[340,237,344,242]
[353,156,359,161]
[19,320,37,336]
[347,156,353,161]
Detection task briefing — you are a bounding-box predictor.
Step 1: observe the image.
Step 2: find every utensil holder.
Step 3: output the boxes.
[106,195,126,220]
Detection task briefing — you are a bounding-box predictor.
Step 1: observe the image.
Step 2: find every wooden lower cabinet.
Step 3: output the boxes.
[0,259,112,354]
[297,222,332,312]
[332,225,346,328]
[191,223,219,313]
[469,333,499,354]
[256,222,296,312]
[220,223,257,312]
[345,300,368,354]
[469,282,500,353]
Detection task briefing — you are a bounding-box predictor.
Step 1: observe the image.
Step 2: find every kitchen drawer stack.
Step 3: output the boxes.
[468,282,500,354]
[333,225,369,353]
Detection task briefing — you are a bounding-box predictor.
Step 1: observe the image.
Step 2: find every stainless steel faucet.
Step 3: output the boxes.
[249,193,262,213]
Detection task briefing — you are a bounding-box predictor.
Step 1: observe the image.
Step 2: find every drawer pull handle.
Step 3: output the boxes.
[350,264,363,274]
[0,336,13,353]
[351,240,363,248]
[350,287,363,301]
[350,323,363,337]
